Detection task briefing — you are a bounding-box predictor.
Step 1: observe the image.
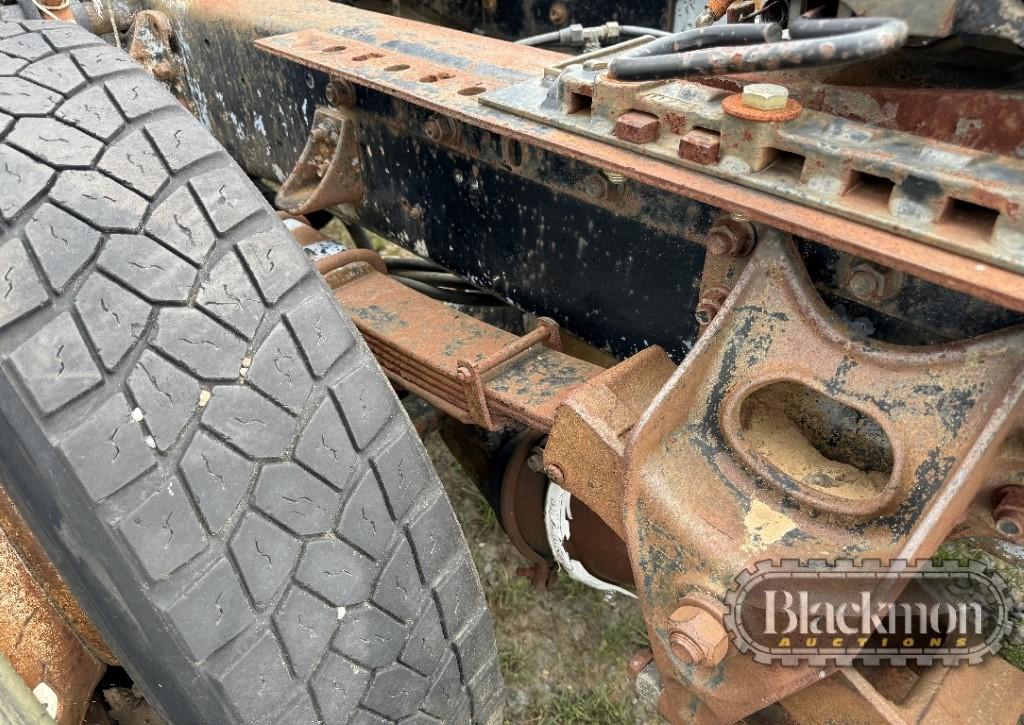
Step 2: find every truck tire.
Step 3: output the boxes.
[0,19,501,725]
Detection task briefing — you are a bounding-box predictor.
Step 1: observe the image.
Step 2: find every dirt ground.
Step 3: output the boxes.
[422,434,660,725]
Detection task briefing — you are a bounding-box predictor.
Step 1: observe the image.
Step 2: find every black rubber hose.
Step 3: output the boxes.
[345,223,377,250]
[393,276,506,306]
[617,23,782,60]
[610,16,907,80]
[384,256,449,272]
[391,270,478,288]
[516,30,561,47]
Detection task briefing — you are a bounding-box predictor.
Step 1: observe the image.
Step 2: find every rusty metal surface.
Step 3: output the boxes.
[482,51,1024,274]
[498,430,555,587]
[276,105,365,214]
[0,488,104,725]
[331,265,602,431]
[781,657,1024,725]
[243,4,1024,312]
[0,489,114,668]
[545,345,676,538]
[618,229,1024,722]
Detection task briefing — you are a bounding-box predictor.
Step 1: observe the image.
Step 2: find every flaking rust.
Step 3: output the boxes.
[0,487,105,725]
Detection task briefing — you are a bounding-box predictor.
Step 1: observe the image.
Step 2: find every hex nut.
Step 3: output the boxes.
[668,605,730,666]
[325,80,356,107]
[679,128,721,166]
[847,266,883,300]
[694,287,730,326]
[424,116,457,144]
[583,172,623,202]
[707,214,755,257]
[614,111,660,145]
[742,83,789,111]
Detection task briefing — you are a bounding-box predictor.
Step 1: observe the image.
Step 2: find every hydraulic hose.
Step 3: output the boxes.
[617,23,782,60]
[393,276,505,306]
[609,16,907,81]
[517,30,562,47]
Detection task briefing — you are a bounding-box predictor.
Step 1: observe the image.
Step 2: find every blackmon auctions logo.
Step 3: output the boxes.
[724,559,1013,666]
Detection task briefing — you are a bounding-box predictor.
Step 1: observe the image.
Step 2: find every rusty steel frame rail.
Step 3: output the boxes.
[244,7,1024,313]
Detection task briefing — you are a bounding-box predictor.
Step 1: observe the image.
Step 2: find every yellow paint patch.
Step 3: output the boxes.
[743,498,795,553]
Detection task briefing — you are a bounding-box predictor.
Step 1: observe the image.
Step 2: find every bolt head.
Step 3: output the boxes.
[742,83,789,111]
[707,215,756,257]
[846,265,884,301]
[694,305,716,326]
[583,173,610,200]
[706,226,738,256]
[424,118,444,142]
[668,605,729,666]
[326,80,355,107]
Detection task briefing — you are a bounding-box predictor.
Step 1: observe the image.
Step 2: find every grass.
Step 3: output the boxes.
[1004,645,1024,670]
[523,686,637,725]
[599,610,649,655]
[422,433,659,724]
[487,570,536,617]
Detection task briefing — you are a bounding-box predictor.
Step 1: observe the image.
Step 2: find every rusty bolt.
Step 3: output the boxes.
[844,262,903,303]
[549,1,569,25]
[582,172,624,202]
[627,647,655,680]
[678,128,720,166]
[668,605,729,666]
[846,264,883,300]
[455,365,474,383]
[706,214,756,257]
[151,60,177,82]
[424,115,457,144]
[544,463,565,484]
[325,80,356,107]
[993,487,1024,540]
[614,111,660,145]
[583,172,610,200]
[694,287,730,326]
[742,83,789,111]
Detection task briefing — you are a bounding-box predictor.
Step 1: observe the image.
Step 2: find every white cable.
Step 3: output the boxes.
[544,482,636,599]
[32,0,67,21]
[107,0,120,48]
